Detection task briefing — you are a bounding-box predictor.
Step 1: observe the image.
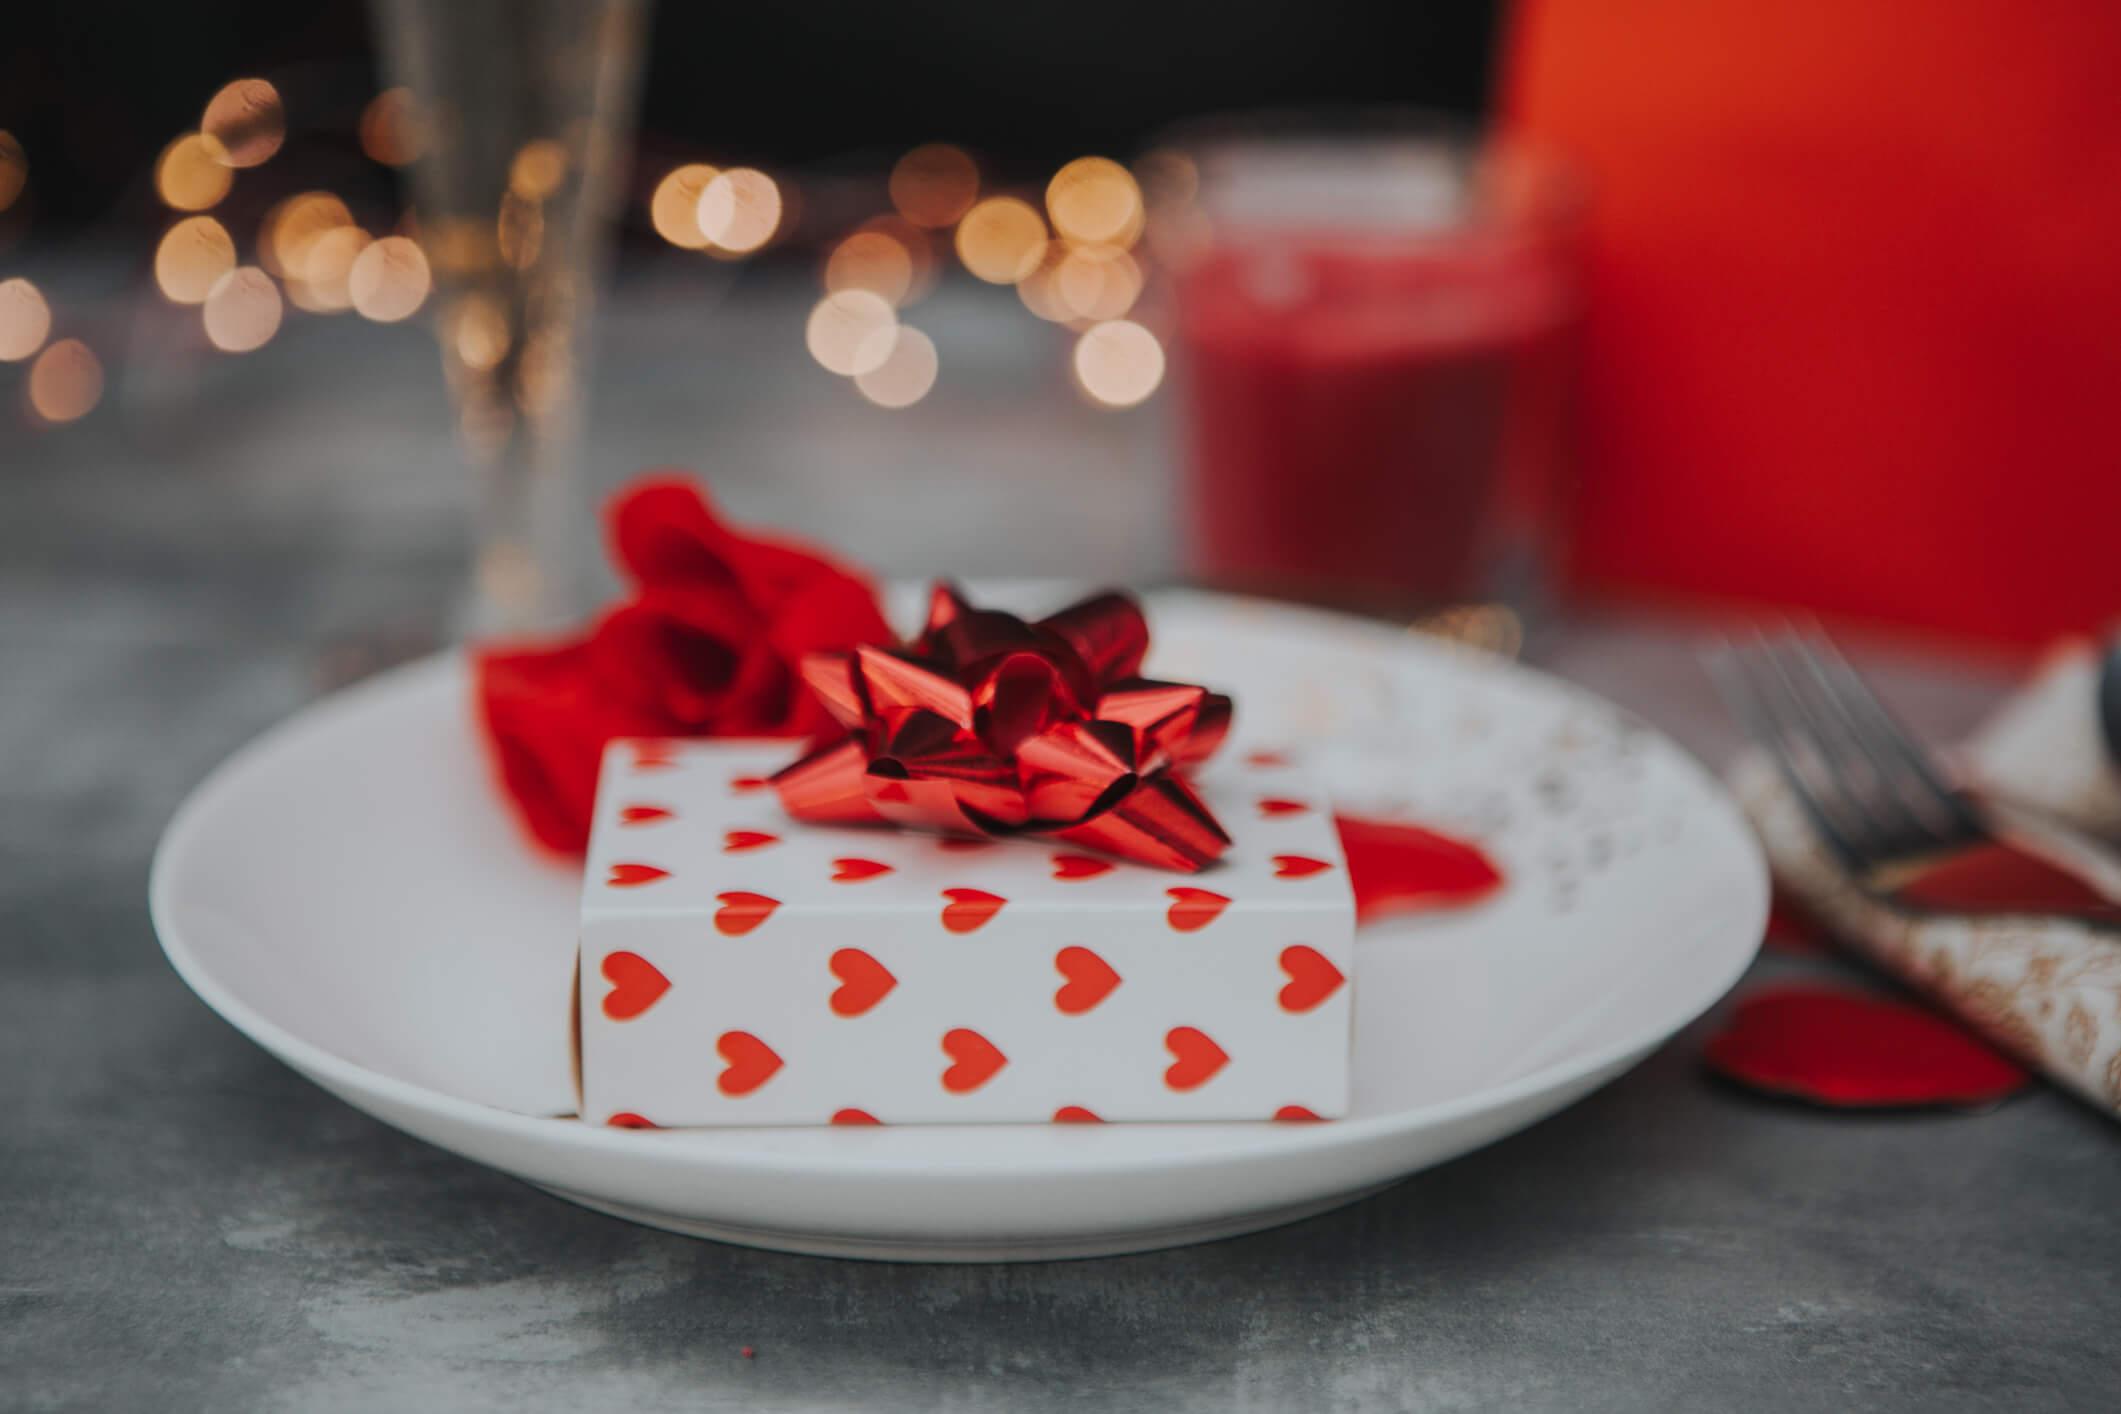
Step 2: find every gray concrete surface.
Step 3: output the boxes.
[3,274,2116,1412]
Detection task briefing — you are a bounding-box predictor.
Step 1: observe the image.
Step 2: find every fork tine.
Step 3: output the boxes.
[1791,623,1987,841]
[1704,639,1878,873]
[1752,630,1935,856]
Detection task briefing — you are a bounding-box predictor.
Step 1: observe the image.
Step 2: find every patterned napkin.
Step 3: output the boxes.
[1729,638,2121,1114]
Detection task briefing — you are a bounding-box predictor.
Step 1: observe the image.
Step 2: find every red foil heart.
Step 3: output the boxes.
[771,583,1234,872]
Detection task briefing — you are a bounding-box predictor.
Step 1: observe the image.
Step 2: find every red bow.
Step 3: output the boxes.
[773,584,1235,871]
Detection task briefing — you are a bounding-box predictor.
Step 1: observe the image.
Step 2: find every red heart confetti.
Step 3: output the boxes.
[1165,887,1232,932]
[1277,945,1345,1012]
[1053,946,1121,1015]
[1272,853,1334,878]
[723,829,780,853]
[1274,1105,1324,1122]
[1258,797,1312,817]
[1164,1026,1229,1090]
[1245,749,1291,768]
[606,862,670,888]
[1334,814,1505,923]
[714,891,781,936]
[1053,1105,1103,1123]
[599,951,672,1020]
[940,887,1008,933]
[607,1112,660,1129]
[831,1108,882,1125]
[941,1028,1008,1092]
[1051,853,1116,881]
[619,805,673,825]
[831,856,894,882]
[715,1031,783,1095]
[828,948,898,1017]
[1702,985,2031,1109]
[728,775,771,794]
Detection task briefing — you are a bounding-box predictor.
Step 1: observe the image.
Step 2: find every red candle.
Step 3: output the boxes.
[1168,135,1581,613]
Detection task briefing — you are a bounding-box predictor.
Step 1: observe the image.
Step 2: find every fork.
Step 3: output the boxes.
[1706,627,2121,923]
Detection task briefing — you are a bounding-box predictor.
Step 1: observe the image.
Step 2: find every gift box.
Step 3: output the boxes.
[577,738,1356,1126]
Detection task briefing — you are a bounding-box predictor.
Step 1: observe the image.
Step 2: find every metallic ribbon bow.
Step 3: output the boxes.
[772,584,1234,871]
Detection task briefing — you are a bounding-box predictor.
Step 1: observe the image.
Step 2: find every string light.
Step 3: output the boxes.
[696,168,781,254]
[1046,157,1143,247]
[261,192,353,278]
[358,88,424,167]
[1072,319,1164,407]
[805,290,898,376]
[1053,243,1143,322]
[201,78,285,169]
[288,225,371,312]
[445,293,511,371]
[348,236,432,322]
[154,134,232,212]
[954,197,1046,284]
[889,144,978,229]
[854,326,938,409]
[651,163,718,249]
[154,216,237,305]
[0,278,51,362]
[26,339,102,422]
[824,229,915,306]
[509,139,569,201]
[0,131,24,212]
[203,267,283,352]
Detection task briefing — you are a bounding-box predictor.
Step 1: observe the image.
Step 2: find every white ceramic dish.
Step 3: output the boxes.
[150,590,1766,1261]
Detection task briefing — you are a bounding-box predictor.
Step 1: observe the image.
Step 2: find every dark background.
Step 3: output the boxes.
[4,0,1501,229]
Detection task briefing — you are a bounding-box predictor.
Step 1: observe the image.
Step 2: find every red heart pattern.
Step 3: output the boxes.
[829,948,898,1016]
[1274,1105,1324,1122]
[1277,945,1345,1012]
[728,774,770,793]
[1164,1026,1229,1090]
[831,856,894,882]
[723,829,780,853]
[941,1028,1007,1092]
[1164,887,1232,932]
[607,862,669,888]
[607,1112,660,1128]
[716,1031,783,1095]
[1244,749,1291,768]
[1257,797,1311,817]
[940,887,1007,933]
[831,1108,882,1125]
[1272,854,1333,878]
[1053,946,1121,1015]
[619,805,673,825]
[1053,1105,1103,1123]
[714,891,781,936]
[600,951,672,1020]
[1050,853,1116,881]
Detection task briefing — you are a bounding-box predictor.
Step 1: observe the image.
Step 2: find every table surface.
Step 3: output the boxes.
[4,271,2116,1413]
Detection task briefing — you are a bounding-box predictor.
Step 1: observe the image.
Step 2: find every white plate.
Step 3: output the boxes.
[150,591,1766,1261]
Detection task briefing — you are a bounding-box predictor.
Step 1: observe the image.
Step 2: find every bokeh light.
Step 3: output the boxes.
[1054,243,1144,322]
[203,267,284,352]
[805,290,898,376]
[1046,157,1143,247]
[154,216,237,305]
[0,131,24,213]
[498,193,543,268]
[348,235,432,322]
[650,163,718,249]
[696,168,781,254]
[359,88,425,167]
[854,326,938,409]
[889,144,979,229]
[0,278,52,362]
[289,225,371,312]
[825,229,915,306]
[509,139,569,201]
[446,293,511,371]
[261,192,353,278]
[26,339,103,422]
[1072,319,1165,408]
[954,197,1047,284]
[154,134,232,212]
[201,78,285,169]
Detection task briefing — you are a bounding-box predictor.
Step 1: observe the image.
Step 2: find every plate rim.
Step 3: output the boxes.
[149,593,1768,1183]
